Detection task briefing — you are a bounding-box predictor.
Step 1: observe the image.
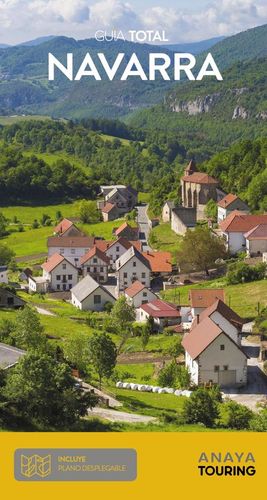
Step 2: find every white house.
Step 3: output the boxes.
[124,280,158,308]
[42,253,79,292]
[105,238,141,270]
[137,299,181,332]
[217,194,249,223]
[182,316,248,387]
[219,212,267,255]
[0,266,8,284]
[171,207,196,236]
[194,299,244,346]
[116,246,151,292]
[80,246,110,283]
[162,201,175,223]
[244,224,267,257]
[71,275,116,311]
[47,236,95,267]
[28,276,49,294]
[189,289,225,318]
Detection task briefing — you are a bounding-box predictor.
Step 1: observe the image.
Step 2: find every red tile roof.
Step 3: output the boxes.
[94,240,114,252]
[140,299,180,318]
[217,193,239,208]
[142,251,172,273]
[42,253,73,273]
[189,289,225,308]
[220,212,267,233]
[182,172,218,185]
[244,224,267,240]
[54,218,73,235]
[48,236,94,248]
[101,202,116,214]
[125,280,146,298]
[80,246,110,265]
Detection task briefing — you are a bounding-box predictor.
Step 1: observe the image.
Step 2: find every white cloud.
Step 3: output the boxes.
[0,0,266,44]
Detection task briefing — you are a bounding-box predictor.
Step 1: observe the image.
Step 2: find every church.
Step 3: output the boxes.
[181,160,219,220]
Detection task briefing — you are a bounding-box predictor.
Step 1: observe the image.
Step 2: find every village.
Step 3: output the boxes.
[0,160,267,426]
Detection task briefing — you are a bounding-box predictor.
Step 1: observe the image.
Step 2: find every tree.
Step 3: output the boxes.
[0,213,8,237]
[167,336,183,361]
[0,318,15,344]
[3,352,97,428]
[79,200,100,224]
[88,332,117,389]
[204,199,217,221]
[158,361,190,389]
[177,226,227,276]
[12,306,47,351]
[63,332,91,374]
[0,244,15,266]
[110,296,136,353]
[250,407,267,432]
[183,388,219,427]
[218,400,253,430]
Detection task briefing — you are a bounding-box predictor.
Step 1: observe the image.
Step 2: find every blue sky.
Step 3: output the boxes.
[0,0,266,45]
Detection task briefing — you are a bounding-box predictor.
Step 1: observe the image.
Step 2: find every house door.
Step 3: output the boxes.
[218,370,236,386]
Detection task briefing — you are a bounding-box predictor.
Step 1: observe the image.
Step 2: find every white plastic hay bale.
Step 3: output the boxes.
[174,390,182,396]
[145,385,153,392]
[152,386,160,393]
[158,388,167,394]
[182,390,192,397]
[125,383,132,389]
[116,381,123,388]
[166,388,175,394]
[138,385,146,391]
[130,383,138,390]
[122,382,130,389]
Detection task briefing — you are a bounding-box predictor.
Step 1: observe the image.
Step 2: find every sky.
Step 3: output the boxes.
[0,0,267,45]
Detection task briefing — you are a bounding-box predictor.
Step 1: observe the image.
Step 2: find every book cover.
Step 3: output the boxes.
[0,0,266,497]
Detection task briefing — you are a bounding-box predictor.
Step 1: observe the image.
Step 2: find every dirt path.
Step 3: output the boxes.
[88,407,157,424]
[118,352,171,364]
[16,253,47,263]
[35,306,56,317]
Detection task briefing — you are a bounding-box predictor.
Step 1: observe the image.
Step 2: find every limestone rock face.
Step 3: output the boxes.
[232,106,249,119]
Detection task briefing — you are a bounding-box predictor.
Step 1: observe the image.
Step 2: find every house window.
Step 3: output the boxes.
[123,272,127,278]
[214,365,220,372]
[100,267,104,272]
[143,292,147,297]
[56,275,60,280]
[57,285,60,290]
[75,258,79,263]
[142,272,146,278]
[116,246,120,252]
[71,249,75,255]
[62,264,66,270]
[223,365,229,371]
[93,258,97,264]
[94,267,97,273]
[133,261,136,267]
[220,345,225,351]
[94,295,101,304]
[87,267,90,273]
[68,275,73,280]
[116,255,119,260]
[7,297,14,305]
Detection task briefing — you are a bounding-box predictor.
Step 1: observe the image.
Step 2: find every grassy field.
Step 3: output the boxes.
[110,388,186,417]
[1,215,127,258]
[115,363,156,384]
[0,115,52,126]
[124,334,177,353]
[23,150,90,174]
[161,279,267,319]
[0,202,80,224]
[138,192,150,204]
[149,223,182,256]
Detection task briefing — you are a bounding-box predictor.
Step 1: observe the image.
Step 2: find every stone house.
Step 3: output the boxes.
[47,236,95,267]
[217,194,250,223]
[42,253,79,291]
[171,207,196,236]
[124,280,158,308]
[162,201,176,223]
[115,246,151,292]
[71,275,116,311]
[80,246,110,283]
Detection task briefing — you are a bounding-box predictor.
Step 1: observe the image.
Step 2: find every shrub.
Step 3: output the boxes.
[183,388,219,427]
[227,261,267,285]
[249,408,267,431]
[218,400,253,429]
[158,361,190,389]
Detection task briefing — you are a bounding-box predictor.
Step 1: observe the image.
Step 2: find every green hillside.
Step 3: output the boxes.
[0,24,266,120]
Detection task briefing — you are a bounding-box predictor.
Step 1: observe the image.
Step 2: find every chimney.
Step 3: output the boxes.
[197,314,200,325]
